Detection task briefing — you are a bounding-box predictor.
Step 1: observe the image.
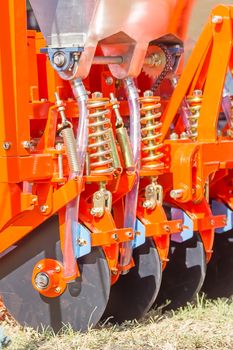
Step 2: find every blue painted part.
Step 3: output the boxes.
[171,208,193,243]
[212,200,233,233]
[0,327,11,349]
[133,219,146,248]
[225,71,233,95]
[72,222,91,258]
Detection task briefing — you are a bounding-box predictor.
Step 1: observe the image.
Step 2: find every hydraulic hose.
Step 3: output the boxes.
[120,77,141,269]
[63,78,89,280]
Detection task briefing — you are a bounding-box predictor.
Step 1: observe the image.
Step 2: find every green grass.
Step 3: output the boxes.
[2,296,233,350]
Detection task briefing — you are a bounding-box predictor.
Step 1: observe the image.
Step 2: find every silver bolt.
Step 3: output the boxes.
[170,189,184,199]
[55,287,61,293]
[212,15,223,24]
[126,231,133,238]
[105,77,114,86]
[112,233,118,240]
[34,272,50,290]
[92,91,103,99]
[37,264,42,270]
[170,132,179,140]
[193,89,203,97]
[40,205,48,213]
[23,141,31,149]
[53,52,66,67]
[180,132,188,140]
[77,238,87,246]
[3,142,11,150]
[143,201,151,209]
[55,266,61,273]
[144,90,153,97]
[163,225,171,233]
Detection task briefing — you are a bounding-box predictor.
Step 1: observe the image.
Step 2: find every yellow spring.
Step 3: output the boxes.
[88,95,114,175]
[140,91,164,169]
[186,90,202,140]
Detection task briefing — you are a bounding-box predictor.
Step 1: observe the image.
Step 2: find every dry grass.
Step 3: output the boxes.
[2,296,233,350]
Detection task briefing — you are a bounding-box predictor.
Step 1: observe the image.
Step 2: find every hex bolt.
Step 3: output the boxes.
[180,132,188,140]
[92,91,103,99]
[112,233,118,240]
[105,76,114,86]
[55,266,61,273]
[53,52,66,67]
[3,142,11,150]
[40,205,48,213]
[126,231,133,238]
[163,225,171,233]
[210,219,215,226]
[55,287,61,293]
[143,90,153,97]
[170,189,184,199]
[212,15,223,24]
[77,238,87,246]
[170,132,178,140]
[23,141,31,149]
[37,264,42,270]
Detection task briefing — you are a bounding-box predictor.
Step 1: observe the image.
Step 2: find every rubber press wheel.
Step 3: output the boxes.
[0,216,110,332]
[102,238,162,323]
[155,233,206,310]
[202,229,233,298]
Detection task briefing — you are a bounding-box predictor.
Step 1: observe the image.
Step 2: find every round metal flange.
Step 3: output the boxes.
[202,229,233,298]
[0,216,110,332]
[155,233,206,310]
[102,238,162,323]
[32,259,66,298]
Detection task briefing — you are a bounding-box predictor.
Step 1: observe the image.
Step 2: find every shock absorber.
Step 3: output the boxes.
[140,90,164,169]
[87,92,120,175]
[186,89,202,140]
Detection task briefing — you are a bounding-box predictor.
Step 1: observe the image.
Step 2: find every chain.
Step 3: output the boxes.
[151,44,173,93]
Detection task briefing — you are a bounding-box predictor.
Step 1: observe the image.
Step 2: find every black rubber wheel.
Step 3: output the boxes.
[155,233,206,310]
[102,238,162,323]
[0,216,110,332]
[202,229,233,298]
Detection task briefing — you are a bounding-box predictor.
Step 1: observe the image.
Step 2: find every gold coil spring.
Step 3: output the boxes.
[186,90,202,140]
[140,91,164,169]
[87,94,114,174]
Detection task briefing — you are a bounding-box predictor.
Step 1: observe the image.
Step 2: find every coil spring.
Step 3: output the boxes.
[186,90,202,140]
[87,95,114,174]
[140,91,164,169]
[62,124,80,174]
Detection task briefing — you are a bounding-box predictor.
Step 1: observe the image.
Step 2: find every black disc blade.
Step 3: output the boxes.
[102,238,162,323]
[0,216,110,332]
[202,229,233,298]
[156,233,206,310]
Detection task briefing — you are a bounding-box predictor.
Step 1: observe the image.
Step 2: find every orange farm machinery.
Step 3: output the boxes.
[1,0,233,332]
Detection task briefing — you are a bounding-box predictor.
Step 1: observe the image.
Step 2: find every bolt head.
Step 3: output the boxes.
[210,219,215,226]
[163,225,171,233]
[170,132,178,140]
[126,231,133,238]
[40,205,48,213]
[111,233,118,240]
[143,90,153,97]
[53,52,66,67]
[212,15,223,24]
[23,141,31,149]
[55,266,61,273]
[92,91,103,99]
[55,287,61,293]
[3,142,11,150]
[105,77,114,86]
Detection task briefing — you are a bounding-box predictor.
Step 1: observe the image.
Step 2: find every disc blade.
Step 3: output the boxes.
[202,229,233,298]
[0,216,110,332]
[102,238,162,323]
[156,233,206,310]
